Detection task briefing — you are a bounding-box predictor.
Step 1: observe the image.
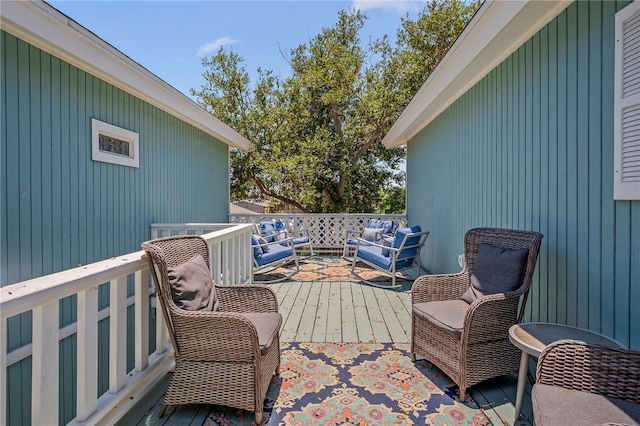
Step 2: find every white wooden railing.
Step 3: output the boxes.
[0,223,253,425]
[229,213,406,254]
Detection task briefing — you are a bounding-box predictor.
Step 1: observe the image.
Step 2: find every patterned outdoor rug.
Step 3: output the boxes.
[203,342,490,425]
[254,256,414,284]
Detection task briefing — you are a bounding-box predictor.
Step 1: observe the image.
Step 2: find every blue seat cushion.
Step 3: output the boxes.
[255,242,293,266]
[357,245,392,270]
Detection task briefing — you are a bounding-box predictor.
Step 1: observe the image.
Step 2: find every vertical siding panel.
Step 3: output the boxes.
[40,51,53,282]
[18,39,32,282]
[1,31,8,286]
[630,205,640,349]
[556,10,569,325]
[530,33,541,320]
[60,61,71,271]
[588,1,603,332]
[77,70,88,266]
[69,66,80,270]
[547,17,560,324]
[575,1,591,329]
[614,204,631,344]
[29,45,43,280]
[600,0,617,339]
[538,28,549,321]
[565,4,579,327]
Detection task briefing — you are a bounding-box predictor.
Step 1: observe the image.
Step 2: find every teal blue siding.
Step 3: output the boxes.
[407,0,639,350]
[1,30,231,424]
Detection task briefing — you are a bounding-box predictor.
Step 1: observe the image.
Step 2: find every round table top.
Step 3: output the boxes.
[508,322,626,358]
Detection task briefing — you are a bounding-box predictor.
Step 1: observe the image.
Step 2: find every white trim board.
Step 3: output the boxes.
[0,0,251,151]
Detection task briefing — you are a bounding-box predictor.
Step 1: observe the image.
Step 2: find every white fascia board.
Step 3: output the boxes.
[0,0,251,151]
[383,0,572,149]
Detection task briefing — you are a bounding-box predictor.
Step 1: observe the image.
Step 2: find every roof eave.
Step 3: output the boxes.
[383,0,572,149]
[0,0,251,151]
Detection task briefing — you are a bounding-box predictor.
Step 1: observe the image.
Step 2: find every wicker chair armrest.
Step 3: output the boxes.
[462,293,521,343]
[171,310,263,361]
[536,339,640,403]
[216,284,278,313]
[412,272,470,304]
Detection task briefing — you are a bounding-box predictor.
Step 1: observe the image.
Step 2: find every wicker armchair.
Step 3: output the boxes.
[533,340,640,425]
[411,227,543,400]
[142,235,281,424]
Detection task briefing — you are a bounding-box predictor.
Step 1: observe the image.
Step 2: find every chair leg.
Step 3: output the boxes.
[410,353,416,362]
[458,388,467,402]
[255,411,263,425]
[158,404,167,418]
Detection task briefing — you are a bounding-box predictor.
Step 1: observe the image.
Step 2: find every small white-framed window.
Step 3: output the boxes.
[91,118,139,168]
[614,1,640,200]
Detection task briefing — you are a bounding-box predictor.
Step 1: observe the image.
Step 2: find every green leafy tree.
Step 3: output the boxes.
[192,1,478,213]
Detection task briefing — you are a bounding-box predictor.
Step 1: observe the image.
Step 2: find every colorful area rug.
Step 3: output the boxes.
[203,342,489,425]
[254,256,413,284]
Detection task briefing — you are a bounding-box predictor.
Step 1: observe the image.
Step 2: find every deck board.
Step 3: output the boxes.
[121,267,535,426]
[351,283,375,342]
[311,282,330,342]
[325,282,343,342]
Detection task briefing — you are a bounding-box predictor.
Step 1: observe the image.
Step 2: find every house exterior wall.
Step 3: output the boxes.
[1,31,230,423]
[407,0,639,350]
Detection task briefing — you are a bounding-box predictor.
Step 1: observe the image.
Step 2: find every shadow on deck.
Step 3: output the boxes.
[118,256,535,426]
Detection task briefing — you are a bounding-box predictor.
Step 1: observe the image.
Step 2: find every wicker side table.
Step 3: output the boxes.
[508,322,626,421]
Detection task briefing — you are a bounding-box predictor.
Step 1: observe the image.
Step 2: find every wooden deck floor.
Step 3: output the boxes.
[118,276,535,426]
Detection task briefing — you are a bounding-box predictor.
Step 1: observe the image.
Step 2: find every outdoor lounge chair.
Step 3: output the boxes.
[532,339,640,425]
[350,225,429,289]
[343,218,397,258]
[256,219,314,256]
[252,233,300,283]
[410,227,543,400]
[141,235,281,424]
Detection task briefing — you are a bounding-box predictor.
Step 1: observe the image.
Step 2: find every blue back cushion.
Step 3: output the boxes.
[367,219,395,234]
[260,220,285,242]
[392,225,422,262]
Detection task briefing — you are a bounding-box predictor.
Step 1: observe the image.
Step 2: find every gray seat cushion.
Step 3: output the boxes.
[532,383,640,426]
[412,300,470,338]
[243,312,282,354]
[167,253,219,312]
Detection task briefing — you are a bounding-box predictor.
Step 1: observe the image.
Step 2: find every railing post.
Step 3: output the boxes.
[109,277,127,393]
[76,285,99,421]
[135,269,150,371]
[32,300,59,425]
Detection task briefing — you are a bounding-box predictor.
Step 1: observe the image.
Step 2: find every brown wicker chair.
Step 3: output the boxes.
[533,340,640,425]
[142,235,281,424]
[410,227,543,400]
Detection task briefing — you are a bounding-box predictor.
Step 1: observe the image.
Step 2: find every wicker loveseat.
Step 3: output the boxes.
[532,339,640,425]
[142,235,281,424]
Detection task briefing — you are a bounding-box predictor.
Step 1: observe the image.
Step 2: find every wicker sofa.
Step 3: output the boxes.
[532,339,640,425]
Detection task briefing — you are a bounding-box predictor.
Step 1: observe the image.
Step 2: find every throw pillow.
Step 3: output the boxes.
[381,237,393,257]
[363,227,384,242]
[167,253,219,311]
[251,234,263,257]
[461,243,529,304]
[258,236,270,253]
